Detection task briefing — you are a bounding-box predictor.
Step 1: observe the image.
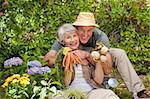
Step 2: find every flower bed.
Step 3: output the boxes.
[0,57,63,98]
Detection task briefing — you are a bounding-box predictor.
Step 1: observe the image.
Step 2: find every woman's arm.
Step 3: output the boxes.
[85,51,104,85]
[93,60,104,85]
[101,53,112,75]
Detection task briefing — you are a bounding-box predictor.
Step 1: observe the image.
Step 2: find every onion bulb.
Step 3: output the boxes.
[91,51,100,61]
[101,46,108,55]
[100,55,107,62]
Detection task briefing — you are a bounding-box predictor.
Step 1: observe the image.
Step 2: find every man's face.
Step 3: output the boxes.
[77,26,95,44]
[63,31,79,50]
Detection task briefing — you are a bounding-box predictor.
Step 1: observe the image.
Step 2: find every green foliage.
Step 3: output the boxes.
[95,0,150,74]
[114,88,132,99]
[0,0,149,74]
[31,80,63,99]
[64,88,87,99]
[119,31,149,74]
[54,48,65,88]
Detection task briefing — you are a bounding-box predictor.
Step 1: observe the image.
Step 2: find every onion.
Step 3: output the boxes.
[101,46,108,55]
[100,55,107,62]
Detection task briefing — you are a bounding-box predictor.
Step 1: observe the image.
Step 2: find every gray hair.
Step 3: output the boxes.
[57,24,77,44]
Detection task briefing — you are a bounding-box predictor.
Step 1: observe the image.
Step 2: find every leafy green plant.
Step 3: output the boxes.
[64,88,87,99]
[31,80,63,99]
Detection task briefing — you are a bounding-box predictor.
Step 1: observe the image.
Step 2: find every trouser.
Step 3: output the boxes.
[87,88,120,99]
[109,48,145,93]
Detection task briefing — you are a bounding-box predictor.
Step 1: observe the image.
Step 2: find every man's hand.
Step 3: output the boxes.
[43,50,57,67]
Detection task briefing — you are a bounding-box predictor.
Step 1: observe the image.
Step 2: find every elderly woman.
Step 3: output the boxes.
[52,24,119,99]
[57,24,104,88]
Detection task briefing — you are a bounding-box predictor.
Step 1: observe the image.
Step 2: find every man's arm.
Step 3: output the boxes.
[94,28,110,48]
[51,40,63,52]
[44,40,63,66]
[43,50,57,67]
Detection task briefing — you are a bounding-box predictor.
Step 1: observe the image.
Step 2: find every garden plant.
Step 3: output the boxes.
[0,0,150,98]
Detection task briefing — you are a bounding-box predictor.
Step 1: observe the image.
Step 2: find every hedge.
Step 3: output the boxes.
[0,0,150,74]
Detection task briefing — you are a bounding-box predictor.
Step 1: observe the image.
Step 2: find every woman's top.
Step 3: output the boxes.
[64,62,100,89]
[69,64,93,92]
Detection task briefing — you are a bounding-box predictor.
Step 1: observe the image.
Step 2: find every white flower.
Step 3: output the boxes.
[49,86,57,95]
[33,86,41,93]
[39,87,47,99]
[41,80,48,86]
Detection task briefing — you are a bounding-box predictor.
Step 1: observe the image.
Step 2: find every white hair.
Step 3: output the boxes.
[57,24,77,44]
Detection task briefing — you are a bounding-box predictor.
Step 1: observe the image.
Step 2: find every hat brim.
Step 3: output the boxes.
[73,22,99,27]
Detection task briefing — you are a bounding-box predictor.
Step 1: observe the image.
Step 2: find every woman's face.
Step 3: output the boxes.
[63,31,79,50]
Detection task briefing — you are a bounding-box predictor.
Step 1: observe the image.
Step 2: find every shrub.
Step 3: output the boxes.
[0,0,149,74]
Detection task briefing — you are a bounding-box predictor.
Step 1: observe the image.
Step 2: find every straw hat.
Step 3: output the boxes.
[73,12,99,27]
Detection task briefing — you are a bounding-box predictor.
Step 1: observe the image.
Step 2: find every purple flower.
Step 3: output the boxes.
[27,67,43,74]
[27,68,35,75]
[27,66,51,75]
[4,57,23,67]
[27,60,42,67]
[41,66,51,73]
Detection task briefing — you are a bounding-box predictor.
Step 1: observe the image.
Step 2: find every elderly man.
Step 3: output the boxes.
[44,12,149,98]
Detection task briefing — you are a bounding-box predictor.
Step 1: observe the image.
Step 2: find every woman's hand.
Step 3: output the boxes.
[74,50,95,65]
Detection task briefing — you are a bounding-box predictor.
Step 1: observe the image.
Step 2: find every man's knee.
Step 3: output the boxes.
[110,48,126,58]
[116,48,126,57]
